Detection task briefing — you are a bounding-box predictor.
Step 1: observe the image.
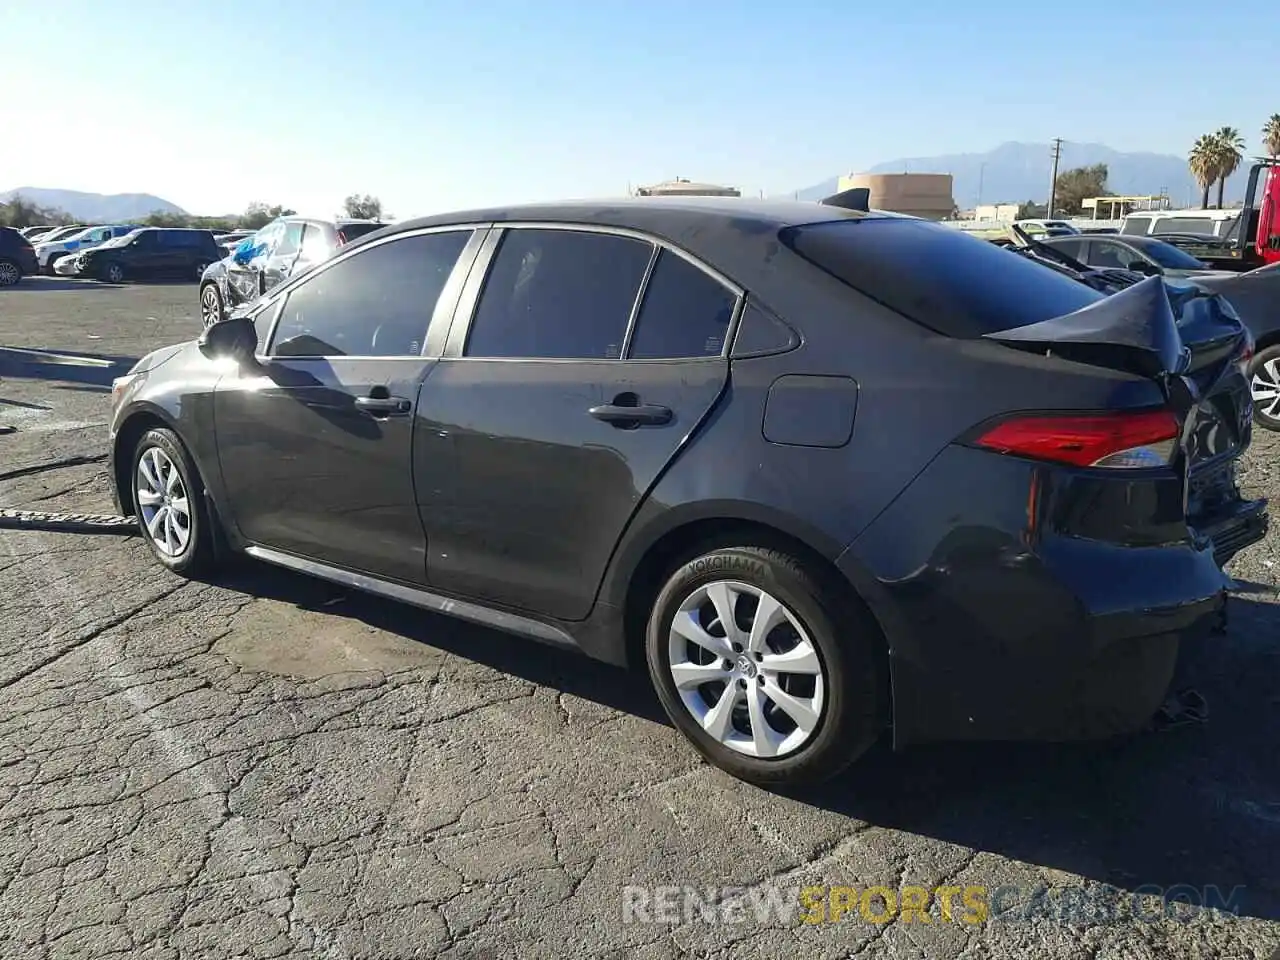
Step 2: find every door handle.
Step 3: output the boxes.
[588,400,673,427]
[355,395,411,416]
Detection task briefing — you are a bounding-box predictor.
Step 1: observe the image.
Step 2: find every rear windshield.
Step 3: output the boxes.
[780,218,1103,338]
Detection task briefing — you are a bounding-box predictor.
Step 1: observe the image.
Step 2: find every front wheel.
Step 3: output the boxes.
[131,428,218,576]
[193,260,210,282]
[1250,345,1280,432]
[102,261,126,283]
[199,283,224,328]
[645,546,885,787]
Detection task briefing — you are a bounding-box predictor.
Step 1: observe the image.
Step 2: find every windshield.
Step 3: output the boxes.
[781,218,1103,338]
[1127,237,1208,270]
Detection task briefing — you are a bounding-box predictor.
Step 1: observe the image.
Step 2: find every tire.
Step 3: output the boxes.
[130,428,218,577]
[0,259,21,287]
[102,261,125,284]
[645,545,885,787]
[193,260,210,282]
[1249,345,1280,432]
[199,283,224,328]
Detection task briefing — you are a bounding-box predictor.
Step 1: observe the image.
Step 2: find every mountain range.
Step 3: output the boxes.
[790,141,1257,210]
[0,187,187,222]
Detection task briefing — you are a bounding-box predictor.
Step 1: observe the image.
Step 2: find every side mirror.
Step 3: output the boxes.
[197,316,258,363]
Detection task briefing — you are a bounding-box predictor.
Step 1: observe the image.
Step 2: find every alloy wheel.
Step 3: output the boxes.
[1251,358,1280,424]
[0,261,19,286]
[194,261,209,280]
[135,446,191,558]
[105,263,124,283]
[200,286,222,327]
[666,579,826,758]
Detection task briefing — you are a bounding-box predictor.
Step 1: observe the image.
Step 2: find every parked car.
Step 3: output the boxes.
[34,223,138,274]
[216,230,255,257]
[1186,262,1280,431]
[108,197,1264,787]
[20,225,60,241]
[28,224,86,247]
[76,228,222,283]
[1013,218,1082,237]
[1038,234,1237,280]
[0,227,39,287]
[198,217,387,326]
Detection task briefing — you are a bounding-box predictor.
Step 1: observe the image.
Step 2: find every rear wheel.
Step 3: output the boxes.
[0,259,21,287]
[1249,345,1280,431]
[131,428,218,576]
[645,545,884,787]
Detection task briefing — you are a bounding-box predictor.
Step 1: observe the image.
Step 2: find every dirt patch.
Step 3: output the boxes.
[214,596,446,679]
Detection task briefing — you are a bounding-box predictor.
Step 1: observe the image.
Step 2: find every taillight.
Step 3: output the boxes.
[972,409,1180,469]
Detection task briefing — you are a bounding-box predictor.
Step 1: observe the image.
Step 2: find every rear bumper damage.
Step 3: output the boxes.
[840,442,1261,750]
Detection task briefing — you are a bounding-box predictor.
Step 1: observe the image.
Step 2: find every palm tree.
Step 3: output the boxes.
[1264,114,1280,159]
[1188,135,1218,209]
[1212,126,1245,208]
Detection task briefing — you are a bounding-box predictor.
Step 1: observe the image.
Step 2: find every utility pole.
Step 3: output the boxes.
[1047,138,1063,215]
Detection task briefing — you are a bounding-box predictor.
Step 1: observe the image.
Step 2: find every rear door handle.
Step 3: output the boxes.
[355,395,411,416]
[588,402,673,427]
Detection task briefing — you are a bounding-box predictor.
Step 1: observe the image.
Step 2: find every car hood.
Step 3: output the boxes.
[128,341,190,376]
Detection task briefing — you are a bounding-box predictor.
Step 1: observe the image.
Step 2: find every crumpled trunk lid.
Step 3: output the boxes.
[982,276,1265,563]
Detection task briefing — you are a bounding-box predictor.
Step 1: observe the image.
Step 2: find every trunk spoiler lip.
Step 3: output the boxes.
[981,275,1245,380]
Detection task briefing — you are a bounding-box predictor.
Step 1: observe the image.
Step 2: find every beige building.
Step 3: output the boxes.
[634,178,741,198]
[836,172,955,220]
[974,203,1021,222]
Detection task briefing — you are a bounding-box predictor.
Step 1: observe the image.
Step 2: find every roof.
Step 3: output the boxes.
[393,196,875,238]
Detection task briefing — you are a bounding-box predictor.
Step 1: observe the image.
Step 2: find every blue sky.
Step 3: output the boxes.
[3,0,1277,218]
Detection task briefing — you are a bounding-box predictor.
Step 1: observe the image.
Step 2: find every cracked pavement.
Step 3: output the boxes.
[0,279,1278,958]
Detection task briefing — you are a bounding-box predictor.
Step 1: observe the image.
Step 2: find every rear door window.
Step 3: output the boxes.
[626,250,737,359]
[781,218,1103,338]
[464,228,652,359]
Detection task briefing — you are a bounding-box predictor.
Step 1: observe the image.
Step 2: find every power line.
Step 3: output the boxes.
[1047,138,1063,215]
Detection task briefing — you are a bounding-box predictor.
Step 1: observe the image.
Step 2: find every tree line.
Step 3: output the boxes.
[1187,116,1280,209]
[1,194,386,231]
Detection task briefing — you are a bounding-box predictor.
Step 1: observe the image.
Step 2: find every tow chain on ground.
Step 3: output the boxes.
[0,508,136,535]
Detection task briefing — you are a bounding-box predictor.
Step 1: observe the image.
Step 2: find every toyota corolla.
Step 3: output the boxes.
[107,196,1266,787]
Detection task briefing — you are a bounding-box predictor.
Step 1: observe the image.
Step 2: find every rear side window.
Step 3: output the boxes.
[1122,217,1151,235]
[465,229,651,359]
[1153,217,1218,236]
[780,219,1103,338]
[627,251,737,359]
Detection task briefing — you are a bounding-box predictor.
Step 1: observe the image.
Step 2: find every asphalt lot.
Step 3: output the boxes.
[0,276,1278,959]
